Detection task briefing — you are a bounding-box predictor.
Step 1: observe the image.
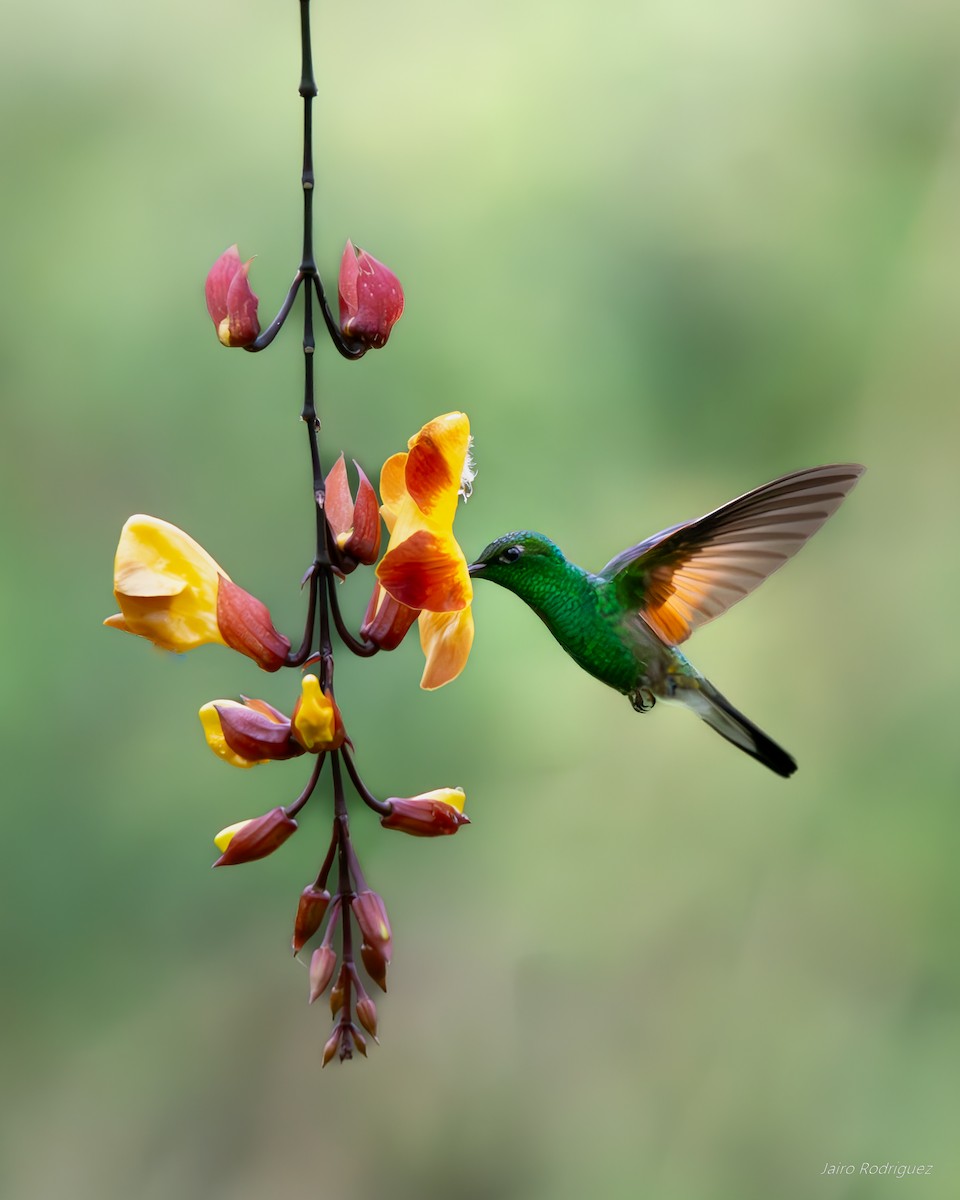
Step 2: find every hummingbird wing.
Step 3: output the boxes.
[599,464,864,646]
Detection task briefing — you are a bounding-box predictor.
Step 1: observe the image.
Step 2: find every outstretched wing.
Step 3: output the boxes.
[599,464,864,646]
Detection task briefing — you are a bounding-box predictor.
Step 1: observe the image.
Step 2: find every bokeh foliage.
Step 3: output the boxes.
[2,0,959,1197]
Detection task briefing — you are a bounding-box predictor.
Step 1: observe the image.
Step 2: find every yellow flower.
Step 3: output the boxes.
[374,412,475,689]
[291,674,345,752]
[105,515,289,670]
[105,515,225,652]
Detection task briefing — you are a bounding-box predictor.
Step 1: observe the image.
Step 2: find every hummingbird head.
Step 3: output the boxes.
[467,532,569,600]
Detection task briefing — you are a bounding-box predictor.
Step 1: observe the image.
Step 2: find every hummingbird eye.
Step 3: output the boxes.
[499,545,523,564]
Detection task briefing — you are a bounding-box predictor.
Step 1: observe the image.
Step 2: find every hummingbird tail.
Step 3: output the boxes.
[677,676,797,778]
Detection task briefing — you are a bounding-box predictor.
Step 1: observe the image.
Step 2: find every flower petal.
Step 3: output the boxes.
[324,452,354,542]
[109,515,228,652]
[205,244,242,327]
[378,452,408,532]
[291,674,344,752]
[345,462,382,564]
[199,701,269,768]
[377,529,471,612]
[223,257,260,346]
[418,607,474,689]
[404,412,470,521]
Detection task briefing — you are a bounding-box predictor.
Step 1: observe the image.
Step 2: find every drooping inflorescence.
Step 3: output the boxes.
[105,1,475,1065]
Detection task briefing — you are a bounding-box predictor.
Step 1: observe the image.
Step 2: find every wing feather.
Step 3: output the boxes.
[600,464,864,646]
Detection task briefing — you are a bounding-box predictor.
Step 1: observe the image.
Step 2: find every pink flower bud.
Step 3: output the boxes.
[212,807,298,867]
[349,1024,368,1057]
[352,890,392,962]
[355,993,378,1040]
[205,245,260,347]
[325,454,382,571]
[338,240,404,349]
[321,1025,343,1067]
[308,945,338,1004]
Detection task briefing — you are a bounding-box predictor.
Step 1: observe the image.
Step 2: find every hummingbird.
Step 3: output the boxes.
[468,464,864,777]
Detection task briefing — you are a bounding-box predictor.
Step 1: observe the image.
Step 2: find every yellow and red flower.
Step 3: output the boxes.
[199,696,304,767]
[364,412,475,689]
[380,788,469,837]
[213,807,298,867]
[105,515,289,670]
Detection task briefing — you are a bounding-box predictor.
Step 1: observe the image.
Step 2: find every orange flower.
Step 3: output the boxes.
[374,412,475,689]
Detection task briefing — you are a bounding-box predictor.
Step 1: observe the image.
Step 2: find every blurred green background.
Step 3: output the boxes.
[2,0,959,1196]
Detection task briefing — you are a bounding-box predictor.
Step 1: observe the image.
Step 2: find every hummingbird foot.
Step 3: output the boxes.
[630,687,656,714]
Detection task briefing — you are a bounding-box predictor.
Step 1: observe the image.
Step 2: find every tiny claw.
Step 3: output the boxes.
[630,688,656,714]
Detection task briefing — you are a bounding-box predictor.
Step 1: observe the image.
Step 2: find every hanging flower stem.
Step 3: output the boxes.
[110,0,470,1068]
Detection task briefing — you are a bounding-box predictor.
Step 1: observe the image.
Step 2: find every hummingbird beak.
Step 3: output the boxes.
[467,560,485,577]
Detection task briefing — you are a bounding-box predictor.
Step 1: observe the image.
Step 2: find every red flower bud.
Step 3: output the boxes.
[216,703,303,762]
[356,993,378,1040]
[212,807,298,867]
[360,582,420,651]
[325,454,382,571]
[321,1025,342,1067]
[205,245,260,347]
[349,1024,368,1058]
[360,942,388,993]
[308,945,338,1004]
[338,240,404,349]
[352,890,392,962]
[216,577,290,671]
[330,964,348,1016]
[293,884,332,955]
[381,790,470,837]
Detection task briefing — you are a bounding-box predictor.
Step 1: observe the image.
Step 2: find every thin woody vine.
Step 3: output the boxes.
[104,0,475,1065]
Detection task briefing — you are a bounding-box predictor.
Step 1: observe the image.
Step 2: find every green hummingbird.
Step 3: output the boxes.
[468,464,864,778]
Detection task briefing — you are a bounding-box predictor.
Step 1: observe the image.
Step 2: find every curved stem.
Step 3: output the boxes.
[341,744,392,816]
[286,752,327,818]
[328,579,380,657]
[314,275,367,360]
[245,273,305,352]
[314,820,340,892]
[286,563,320,666]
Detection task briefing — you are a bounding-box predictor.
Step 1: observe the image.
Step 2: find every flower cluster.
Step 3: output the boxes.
[107,406,475,1061]
[109,0,484,1067]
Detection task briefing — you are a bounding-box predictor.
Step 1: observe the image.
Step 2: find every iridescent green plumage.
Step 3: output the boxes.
[469,464,865,777]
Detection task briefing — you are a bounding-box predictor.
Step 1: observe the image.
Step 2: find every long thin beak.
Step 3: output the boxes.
[467,561,485,577]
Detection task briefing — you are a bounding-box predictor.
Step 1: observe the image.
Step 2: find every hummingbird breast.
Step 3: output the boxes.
[535,573,648,696]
